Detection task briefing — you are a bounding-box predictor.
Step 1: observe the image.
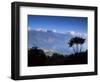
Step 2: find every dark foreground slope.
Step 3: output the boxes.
[28,47,87,67]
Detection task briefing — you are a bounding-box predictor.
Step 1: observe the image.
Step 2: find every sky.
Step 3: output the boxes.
[28,15,87,34]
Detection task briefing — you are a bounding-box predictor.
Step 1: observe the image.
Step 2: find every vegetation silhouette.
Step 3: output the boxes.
[68,37,85,54]
[28,47,47,66]
[28,48,87,66]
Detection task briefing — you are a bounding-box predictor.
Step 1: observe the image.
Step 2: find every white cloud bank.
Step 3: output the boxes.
[28,27,87,38]
[28,27,57,33]
[67,31,87,38]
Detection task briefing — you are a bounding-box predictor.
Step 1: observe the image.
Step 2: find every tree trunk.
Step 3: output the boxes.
[72,46,76,54]
[80,44,83,52]
[77,44,78,53]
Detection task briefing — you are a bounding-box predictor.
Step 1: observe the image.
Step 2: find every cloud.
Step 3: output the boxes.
[67,31,87,38]
[28,27,46,32]
[35,28,57,33]
[28,26,33,31]
[69,31,75,35]
[28,26,36,31]
[28,27,30,31]
[35,28,47,32]
[52,29,57,32]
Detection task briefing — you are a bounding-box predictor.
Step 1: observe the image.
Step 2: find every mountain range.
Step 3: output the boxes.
[28,30,87,55]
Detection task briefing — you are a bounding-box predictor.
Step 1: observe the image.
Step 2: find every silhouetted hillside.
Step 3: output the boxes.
[28,47,87,66]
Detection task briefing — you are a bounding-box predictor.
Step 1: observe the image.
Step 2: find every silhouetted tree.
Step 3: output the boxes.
[28,47,47,66]
[68,37,85,54]
[79,38,85,52]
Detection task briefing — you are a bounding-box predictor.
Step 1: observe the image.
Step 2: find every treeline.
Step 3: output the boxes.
[28,47,87,66]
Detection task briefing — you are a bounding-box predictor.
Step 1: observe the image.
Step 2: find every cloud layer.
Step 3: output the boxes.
[67,31,87,37]
[28,27,87,38]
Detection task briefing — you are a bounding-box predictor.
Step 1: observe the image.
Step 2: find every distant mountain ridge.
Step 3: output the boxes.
[28,30,87,55]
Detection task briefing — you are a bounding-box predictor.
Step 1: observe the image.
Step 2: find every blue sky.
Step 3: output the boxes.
[28,15,87,34]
